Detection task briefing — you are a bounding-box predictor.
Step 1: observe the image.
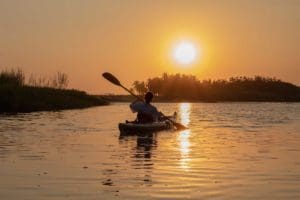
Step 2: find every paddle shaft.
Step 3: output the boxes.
[120,85,144,102]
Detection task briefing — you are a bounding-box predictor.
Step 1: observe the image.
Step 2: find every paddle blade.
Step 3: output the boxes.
[102,72,121,86]
[173,122,188,130]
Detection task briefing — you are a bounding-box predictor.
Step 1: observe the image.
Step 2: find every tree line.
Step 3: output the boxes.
[131,73,300,101]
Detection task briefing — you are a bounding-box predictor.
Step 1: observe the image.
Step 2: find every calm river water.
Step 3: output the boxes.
[0,103,300,200]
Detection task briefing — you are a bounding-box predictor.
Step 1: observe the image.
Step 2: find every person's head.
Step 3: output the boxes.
[144,91,153,104]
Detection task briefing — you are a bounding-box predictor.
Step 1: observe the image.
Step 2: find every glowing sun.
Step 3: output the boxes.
[173,41,198,66]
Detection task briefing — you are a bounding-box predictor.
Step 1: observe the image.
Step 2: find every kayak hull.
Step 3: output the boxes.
[119,121,173,134]
[119,113,177,134]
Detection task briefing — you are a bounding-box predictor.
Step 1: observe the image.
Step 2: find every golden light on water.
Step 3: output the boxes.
[179,103,191,126]
[178,103,191,170]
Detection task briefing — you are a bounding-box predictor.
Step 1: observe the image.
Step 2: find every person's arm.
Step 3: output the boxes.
[130,100,144,113]
[151,106,163,121]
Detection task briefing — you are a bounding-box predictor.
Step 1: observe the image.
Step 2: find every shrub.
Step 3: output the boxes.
[0,68,25,86]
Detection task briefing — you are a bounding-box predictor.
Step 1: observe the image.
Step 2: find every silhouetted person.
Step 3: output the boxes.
[130,92,162,123]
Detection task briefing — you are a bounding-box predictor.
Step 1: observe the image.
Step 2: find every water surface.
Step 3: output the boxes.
[0,103,300,199]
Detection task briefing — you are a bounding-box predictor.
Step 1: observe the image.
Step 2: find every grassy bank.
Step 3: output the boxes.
[0,85,108,113]
[0,68,108,113]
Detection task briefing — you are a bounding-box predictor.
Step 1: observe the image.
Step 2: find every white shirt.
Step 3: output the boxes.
[130,101,160,121]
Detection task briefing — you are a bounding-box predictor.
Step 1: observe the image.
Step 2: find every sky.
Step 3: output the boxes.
[0,0,299,94]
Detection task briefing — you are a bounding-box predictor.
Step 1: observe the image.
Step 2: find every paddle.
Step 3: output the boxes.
[102,72,188,130]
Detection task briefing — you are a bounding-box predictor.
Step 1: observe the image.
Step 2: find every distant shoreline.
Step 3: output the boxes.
[100,95,300,103]
[127,74,300,103]
[0,85,108,113]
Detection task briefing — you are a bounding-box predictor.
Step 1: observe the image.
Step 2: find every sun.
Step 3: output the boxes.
[172,41,198,66]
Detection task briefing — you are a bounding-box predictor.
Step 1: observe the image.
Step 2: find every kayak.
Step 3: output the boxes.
[119,121,173,133]
[119,114,176,134]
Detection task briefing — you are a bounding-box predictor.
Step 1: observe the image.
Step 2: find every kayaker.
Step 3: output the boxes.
[130,91,162,123]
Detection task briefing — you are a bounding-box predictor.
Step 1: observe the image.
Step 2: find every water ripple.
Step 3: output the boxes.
[0,103,299,199]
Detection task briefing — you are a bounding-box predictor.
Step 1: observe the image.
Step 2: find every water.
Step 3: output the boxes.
[0,103,300,200]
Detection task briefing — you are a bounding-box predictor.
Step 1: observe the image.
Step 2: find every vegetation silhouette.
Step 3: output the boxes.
[0,69,108,113]
[130,73,300,102]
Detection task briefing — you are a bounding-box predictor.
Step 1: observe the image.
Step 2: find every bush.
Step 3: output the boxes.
[0,68,25,86]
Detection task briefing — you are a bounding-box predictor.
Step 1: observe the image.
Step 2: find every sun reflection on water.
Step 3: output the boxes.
[178,103,191,170]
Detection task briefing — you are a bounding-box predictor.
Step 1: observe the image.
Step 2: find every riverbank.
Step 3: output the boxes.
[0,85,108,113]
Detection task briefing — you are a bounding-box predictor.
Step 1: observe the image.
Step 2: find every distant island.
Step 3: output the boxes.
[102,73,300,102]
[0,69,108,113]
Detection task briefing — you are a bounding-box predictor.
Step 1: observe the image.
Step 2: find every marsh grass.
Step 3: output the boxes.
[0,69,108,113]
[0,68,25,86]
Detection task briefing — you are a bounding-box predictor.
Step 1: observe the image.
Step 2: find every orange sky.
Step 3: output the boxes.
[0,0,299,94]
